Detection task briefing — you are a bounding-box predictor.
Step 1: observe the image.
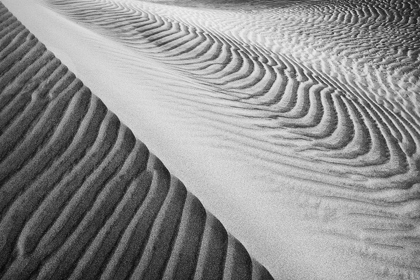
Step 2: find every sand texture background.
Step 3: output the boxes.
[0,3,273,280]
[1,0,420,279]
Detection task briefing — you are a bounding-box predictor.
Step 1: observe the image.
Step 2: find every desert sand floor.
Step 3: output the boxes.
[1,0,420,279]
[0,3,274,280]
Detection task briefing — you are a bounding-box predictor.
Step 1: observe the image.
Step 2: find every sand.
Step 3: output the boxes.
[1,0,420,279]
[0,3,273,280]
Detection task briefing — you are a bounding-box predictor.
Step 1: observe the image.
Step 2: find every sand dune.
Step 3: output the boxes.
[2,0,420,279]
[0,4,273,279]
[42,0,420,180]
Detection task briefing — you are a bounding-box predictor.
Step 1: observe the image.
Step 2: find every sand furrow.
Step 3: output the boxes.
[0,79,85,214]
[129,175,187,280]
[30,126,138,280]
[69,170,153,280]
[160,191,206,279]
[193,214,228,280]
[0,90,90,275]
[0,3,273,279]
[99,158,172,280]
[223,235,252,280]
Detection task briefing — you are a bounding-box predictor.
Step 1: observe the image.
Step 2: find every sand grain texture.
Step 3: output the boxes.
[0,4,273,280]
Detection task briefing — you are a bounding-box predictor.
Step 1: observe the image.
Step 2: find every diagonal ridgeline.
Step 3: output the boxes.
[0,3,274,280]
[40,0,420,279]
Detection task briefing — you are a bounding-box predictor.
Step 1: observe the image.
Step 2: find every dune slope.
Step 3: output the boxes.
[0,3,274,280]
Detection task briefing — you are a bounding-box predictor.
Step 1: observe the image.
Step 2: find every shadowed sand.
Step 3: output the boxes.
[0,4,274,279]
[2,0,420,279]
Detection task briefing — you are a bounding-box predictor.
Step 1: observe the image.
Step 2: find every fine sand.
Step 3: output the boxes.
[0,3,273,280]
[2,0,420,279]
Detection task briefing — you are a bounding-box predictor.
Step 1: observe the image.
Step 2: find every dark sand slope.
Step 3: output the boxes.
[0,4,273,280]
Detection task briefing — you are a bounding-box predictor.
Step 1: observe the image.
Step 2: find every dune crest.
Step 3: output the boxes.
[0,4,274,280]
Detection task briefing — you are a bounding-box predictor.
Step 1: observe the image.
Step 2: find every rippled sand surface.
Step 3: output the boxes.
[0,3,273,280]
[1,0,420,279]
